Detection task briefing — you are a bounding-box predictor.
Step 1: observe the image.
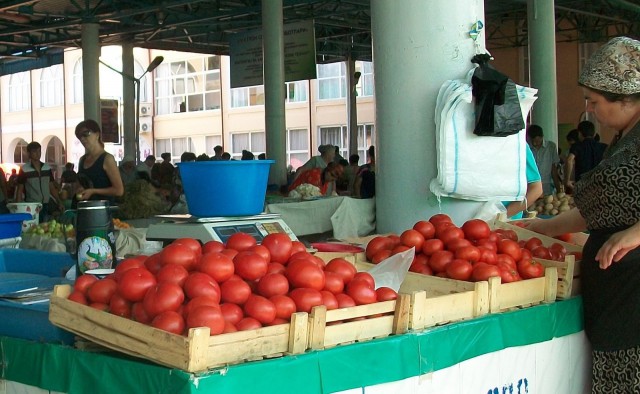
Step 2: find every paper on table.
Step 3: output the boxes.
[365,247,415,292]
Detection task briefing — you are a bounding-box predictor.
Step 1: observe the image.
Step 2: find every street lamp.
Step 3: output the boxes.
[99,56,164,163]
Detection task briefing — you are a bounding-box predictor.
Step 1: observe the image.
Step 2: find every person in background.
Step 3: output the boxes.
[211,145,224,161]
[524,36,640,393]
[294,144,336,181]
[527,124,561,195]
[221,152,231,161]
[558,129,580,191]
[74,119,124,205]
[152,152,175,186]
[16,141,64,221]
[333,145,344,164]
[343,154,360,196]
[0,167,8,213]
[196,153,210,161]
[118,155,139,189]
[60,162,77,185]
[503,144,543,218]
[354,145,376,198]
[258,153,266,160]
[6,169,17,202]
[563,120,608,193]
[136,155,156,178]
[288,161,344,196]
[169,151,196,214]
[241,150,255,160]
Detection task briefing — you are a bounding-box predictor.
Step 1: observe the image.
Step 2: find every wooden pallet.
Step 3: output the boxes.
[49,285,308,372]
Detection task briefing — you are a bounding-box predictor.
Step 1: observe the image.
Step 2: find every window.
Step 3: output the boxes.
[230,131,265,160]
[9,71,30,112]
[358,124,376,165]
[155,55,221,115]
[73,57,150,104]
[72,59,83,104]
[286,128,309,170]
[230,85,265,108]
[319,126,348,152]
[13,140,28,164]
[156,137,195,162]
[286,81,307,103]
[355,61,374,97]
[205,135,223,157]
[40,65,63,107]
[317,62,347,100]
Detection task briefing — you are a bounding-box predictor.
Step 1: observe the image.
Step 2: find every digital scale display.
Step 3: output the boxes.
[213,224,264,244]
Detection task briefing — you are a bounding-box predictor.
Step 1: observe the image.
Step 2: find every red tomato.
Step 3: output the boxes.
[89,302,109,311]
[471,263,501,282]
[351,272,375,288]
[531,245,552,260]
[144,253,163,275]
[248,244,271,263]
[183,272,221,301]
[225,232,257,252]
[234,251,268,281]
[131,302,151,324]
[386,234,402,249]
[422,238,444,256]
[287,260,326,290]
[186,305,225,335]
[220,248,239,259]
[290,241,308,256]
[198,252,235,283]
[461,219,491,241]
[438,227,465,245]
[498,264,521,283]
[434,221,456,238]
[495,254,517,270]
[243,295,277,324]
[479,248,498,265]
[223,321,238,333]
[322,271,345,294]
[117,267,157,302]
[183,295,220,319]
[266,262,286,275]
[521,248,532,262]
[410,260,434,275]
[143,282,185,318]
[257,273,290,297]
[428,250,454,273]
[202,240,225,254]
[74,274,99,295]
[87,278,118,304]
[375,287,398,301]
[266,318,288,326]
[152,310,185,335]
[161,243,199,271]
[324,258,357,284]
[400,229,425,250]
[549,242,567,256]
[476,239,498,252]
[173,238,202,260]
[68,290,88,305]
[497,239,522,262]
[413,220,436,240]
[446,259,473,281]
[524,237,543,251]
[156,263,190,287]
[371,249,393,264]
[429,213,453,226]
[454,245,480,262]
[517,259,545,279]
[260,233,293,264]
[289,288,324,313]
[220,278,252,305]
[495,229,518,241]
[269,295,297,320]
[554,233,572,243]
[113,257,145,281]
[346,281,377,305]
[391,245,411,255]
[320,290,339,310]
[236,317,262,331]
[365,236,393,260]
[335,293,357,308]
[220,303,245,324]
[446,238,473,252]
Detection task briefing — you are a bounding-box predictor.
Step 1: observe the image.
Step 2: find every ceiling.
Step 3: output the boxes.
[0,0,638,70]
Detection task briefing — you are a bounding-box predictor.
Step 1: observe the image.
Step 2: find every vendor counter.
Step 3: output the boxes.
[265,196,375,239]
[0,297,590,394]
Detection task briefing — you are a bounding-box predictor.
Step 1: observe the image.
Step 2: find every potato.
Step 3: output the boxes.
[544,195,554,204]
[551,208,559,215]
[544,203,554,211]
[556,192,566,199]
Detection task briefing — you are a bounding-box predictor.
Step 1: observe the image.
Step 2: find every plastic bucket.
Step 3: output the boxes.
[6,202,43,232]
[178,160,274,217]
[75,200,117,276]
[0,213,32,238]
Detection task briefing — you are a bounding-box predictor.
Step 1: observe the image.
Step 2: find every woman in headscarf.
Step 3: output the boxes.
[292,144,336,181]
[525,36,640,392]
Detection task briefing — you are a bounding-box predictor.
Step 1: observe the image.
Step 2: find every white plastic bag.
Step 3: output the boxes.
[365,247,415,292]
[474,199,507,222]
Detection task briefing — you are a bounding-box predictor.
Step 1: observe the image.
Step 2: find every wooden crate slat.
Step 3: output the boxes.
[323,316,395,347]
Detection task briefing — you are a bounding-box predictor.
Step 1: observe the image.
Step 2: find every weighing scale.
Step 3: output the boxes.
[145,213,298,244]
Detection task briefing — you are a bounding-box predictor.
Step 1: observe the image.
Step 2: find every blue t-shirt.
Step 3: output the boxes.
[504,144,541,219]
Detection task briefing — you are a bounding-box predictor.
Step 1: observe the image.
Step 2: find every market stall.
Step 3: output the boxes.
[0,297,589,394]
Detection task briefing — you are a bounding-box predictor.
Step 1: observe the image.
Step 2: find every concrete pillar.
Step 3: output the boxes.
[347,57,358,157]
[262,0,287,187]
[528,0,558,144]
[121,43,136,162]
[81,23,101,125]
[371,0,486,231]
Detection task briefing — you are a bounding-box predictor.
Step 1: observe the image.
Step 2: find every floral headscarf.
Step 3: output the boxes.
[579,36,640,95]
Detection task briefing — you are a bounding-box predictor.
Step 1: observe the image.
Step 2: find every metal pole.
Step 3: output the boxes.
[135,80,141,163]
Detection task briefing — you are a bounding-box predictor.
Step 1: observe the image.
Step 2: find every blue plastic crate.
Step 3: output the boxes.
[0,213,31,238]
[0,249,75,344]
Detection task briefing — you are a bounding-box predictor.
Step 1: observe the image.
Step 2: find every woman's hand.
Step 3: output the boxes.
[76,188,94,201]
[596,223,640,269]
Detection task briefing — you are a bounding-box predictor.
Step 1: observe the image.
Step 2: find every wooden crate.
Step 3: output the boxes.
[49,285,308,372]
[357,262,489,331]
[487,267,557,313]
[307,294,411,350]
[491,218,581,299]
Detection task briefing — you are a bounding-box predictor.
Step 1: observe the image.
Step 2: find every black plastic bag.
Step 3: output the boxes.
[471,54,524,137]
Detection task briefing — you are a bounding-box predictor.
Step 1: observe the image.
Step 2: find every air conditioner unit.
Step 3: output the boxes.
[139,119,152,133]
[140,103,152,117]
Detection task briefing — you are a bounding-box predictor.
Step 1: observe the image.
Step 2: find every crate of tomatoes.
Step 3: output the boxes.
[49,233,411,371]
[362,214,559,315]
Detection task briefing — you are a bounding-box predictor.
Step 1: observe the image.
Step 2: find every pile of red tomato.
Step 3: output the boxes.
[67,233,397,336]
[365,214,580,284]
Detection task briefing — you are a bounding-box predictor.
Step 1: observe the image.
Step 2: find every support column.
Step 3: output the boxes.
[121,43,136,162]
[347,57,358,157]
[262,0,287,188]
[528,0,558,144]
[371,0,486,231]
[81,23,101,125]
